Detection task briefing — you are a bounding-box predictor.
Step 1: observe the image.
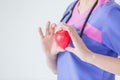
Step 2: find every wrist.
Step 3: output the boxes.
[85,51,95,64]
[45,49,58,58]
[80,49,94,63]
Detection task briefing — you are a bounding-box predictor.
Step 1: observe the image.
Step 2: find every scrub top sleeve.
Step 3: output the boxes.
[102,5,120,56]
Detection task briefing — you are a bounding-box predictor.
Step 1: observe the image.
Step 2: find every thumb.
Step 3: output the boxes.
[58,46,65,52]
[65,46,75,53]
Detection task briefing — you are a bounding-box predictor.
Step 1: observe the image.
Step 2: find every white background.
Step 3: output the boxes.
[0,0,120,80]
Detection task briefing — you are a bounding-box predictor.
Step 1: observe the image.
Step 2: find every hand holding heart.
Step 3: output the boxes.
[57,23,92,61]
[38,21,64,57]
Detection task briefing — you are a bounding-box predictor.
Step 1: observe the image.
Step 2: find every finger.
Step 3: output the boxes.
[51,23,56,34]
[61,24,82,47]
[65,46,75,53]
[38,27,44,39]
[58,46,65,52]
[60,23,72,32]
[45,21,51,36]
[61,24,78,40]
[62,23,76,32]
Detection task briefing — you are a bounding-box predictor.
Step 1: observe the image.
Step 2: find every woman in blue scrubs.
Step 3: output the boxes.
[39,0,120,80]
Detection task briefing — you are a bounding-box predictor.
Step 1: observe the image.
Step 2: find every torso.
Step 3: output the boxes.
[57,0,119,80]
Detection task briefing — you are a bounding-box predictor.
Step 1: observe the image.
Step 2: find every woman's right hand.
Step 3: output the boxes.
[38,21,64,57]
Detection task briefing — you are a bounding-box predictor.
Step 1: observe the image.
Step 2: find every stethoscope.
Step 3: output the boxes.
[60,0,98,37]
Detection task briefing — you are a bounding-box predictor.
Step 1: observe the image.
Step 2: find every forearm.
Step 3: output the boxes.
[46,55,57,74]
[87,52,120,75]
[61,23,120,75]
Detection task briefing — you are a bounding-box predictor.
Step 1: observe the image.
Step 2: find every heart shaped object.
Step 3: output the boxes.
[55,30,71,49]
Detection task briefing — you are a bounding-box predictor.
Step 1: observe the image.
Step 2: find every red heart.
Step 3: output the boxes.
[55,30,71,49]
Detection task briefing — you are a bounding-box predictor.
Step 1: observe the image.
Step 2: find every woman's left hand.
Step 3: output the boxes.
[61,23,92,61]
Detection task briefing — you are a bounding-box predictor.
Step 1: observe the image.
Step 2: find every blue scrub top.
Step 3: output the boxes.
[57,0,120,80]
